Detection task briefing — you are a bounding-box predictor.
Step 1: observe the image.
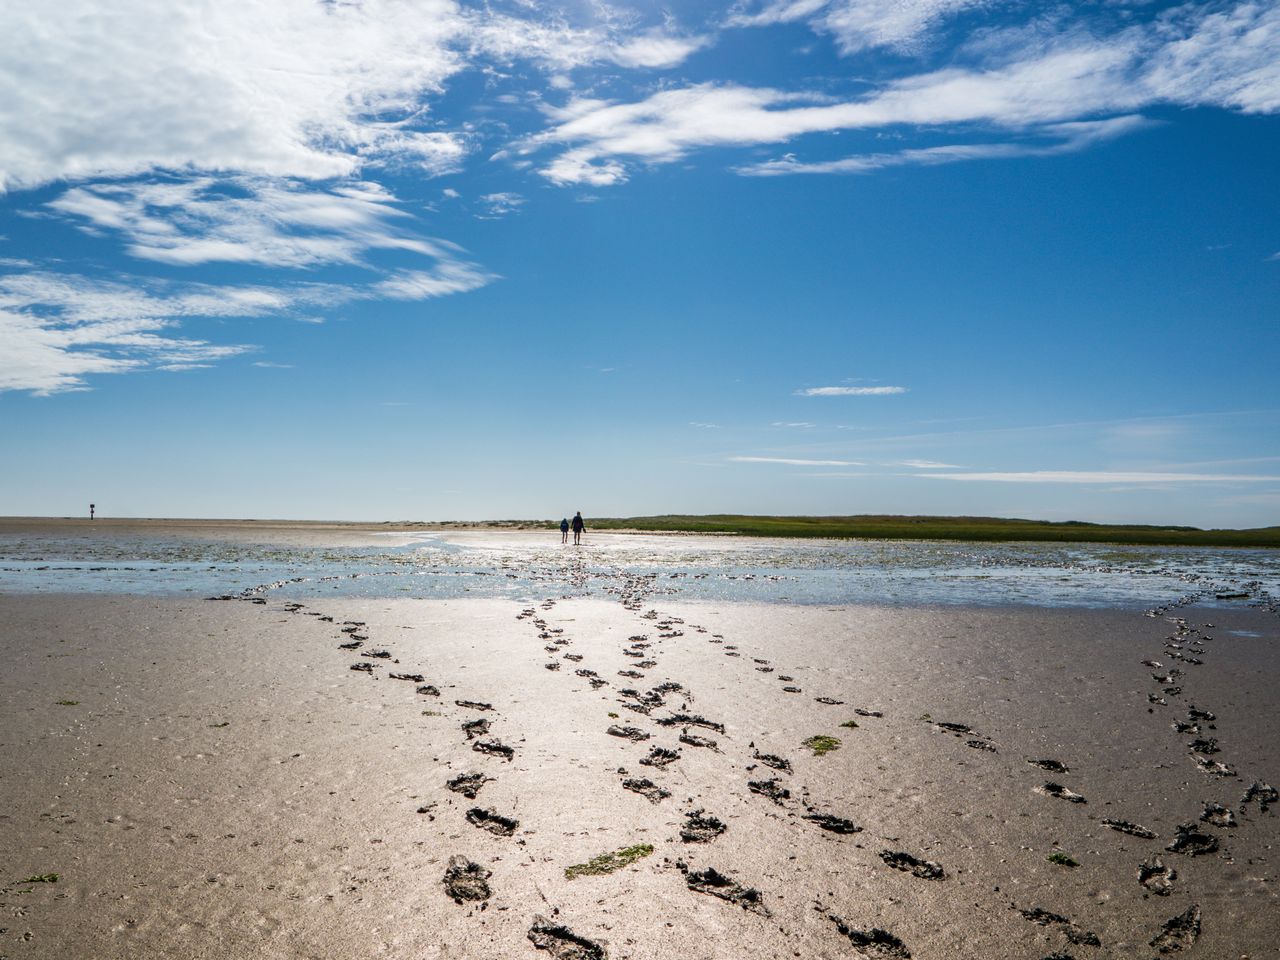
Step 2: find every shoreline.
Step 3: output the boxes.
[3,515,1277,550]
[2,584,1277,958]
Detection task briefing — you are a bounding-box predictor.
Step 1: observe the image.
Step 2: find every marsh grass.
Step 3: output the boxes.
[565,844,654,879]
[803,735,842,756]
[580,514,1280,548]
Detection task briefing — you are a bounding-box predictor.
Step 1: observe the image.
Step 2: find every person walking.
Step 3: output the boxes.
[560,517,570,544]
[571,511,585,545]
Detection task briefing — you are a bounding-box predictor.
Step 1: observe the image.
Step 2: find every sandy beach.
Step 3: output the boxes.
[1,530,1278,959]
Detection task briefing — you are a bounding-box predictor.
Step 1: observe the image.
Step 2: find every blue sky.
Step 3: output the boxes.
[1,0,1278,526]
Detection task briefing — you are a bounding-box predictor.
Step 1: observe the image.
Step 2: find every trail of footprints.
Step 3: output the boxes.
[213,562,1278,958]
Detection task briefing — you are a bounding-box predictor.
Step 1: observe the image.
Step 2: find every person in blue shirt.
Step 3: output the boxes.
[559,517,569,543]
[571,511,585,545]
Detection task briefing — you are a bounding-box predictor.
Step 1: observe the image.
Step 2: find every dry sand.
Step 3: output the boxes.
[1,566,1278,957]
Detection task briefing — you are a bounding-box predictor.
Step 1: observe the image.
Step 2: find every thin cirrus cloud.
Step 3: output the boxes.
[729,0,993,54]
[919,470,1280,484]
[738,115,1152,177]
[0,261,489,395]
[898,459,961,469]
[731,456,864,466]
[2,175,497,395]
[529,3,1280,186]
[47,178,471,270]
[797,385,907,396]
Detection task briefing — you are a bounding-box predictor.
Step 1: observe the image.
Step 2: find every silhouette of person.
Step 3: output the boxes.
[560,517,569,543]
[571,511,585,545]
[89,503,95,520]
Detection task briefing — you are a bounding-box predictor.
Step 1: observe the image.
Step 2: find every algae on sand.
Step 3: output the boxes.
[803,735,842,756]
[565,843,655,879]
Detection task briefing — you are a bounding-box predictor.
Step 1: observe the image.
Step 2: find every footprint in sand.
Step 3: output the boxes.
[681,866,768,915]
[803,812,861,834]
[680,810,727,842]
[446,772,491,799]
[1103,818,1158,839]
[621,777,670,803]
[1139,856,1176,896]
[527,917,607,959]
[826,916,910,958]
[1149,904,1200,953]
[466,807,518,836]
[748,778,791,805]
[879,849,945,880]
[472,740,515,761]
[442,856,491,903]
[639,746,680,767]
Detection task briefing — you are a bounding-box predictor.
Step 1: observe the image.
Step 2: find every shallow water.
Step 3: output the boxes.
[1,529,1277,611]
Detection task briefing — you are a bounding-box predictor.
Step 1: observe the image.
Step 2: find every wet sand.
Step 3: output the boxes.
[1,568,1278,957]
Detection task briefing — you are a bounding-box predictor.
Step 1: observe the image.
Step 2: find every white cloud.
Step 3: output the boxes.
[47,178,458,269]
[529,4,1280,184]
[797,385,907,396]
[469,14,708,72]
[374,263,495,299]
[610,30,711,69]
[252,361,294,369]
[899,459,961,468]
[920,470,1280,484]
[772,421,816,428]
[731,455,864,466]
[0,0,469,192]
[690,421,721,428]
[478,192,526,218]
[732,0,996,54]
[0,272,272,395]
[739,115,1152,176]
[0,256,491,394]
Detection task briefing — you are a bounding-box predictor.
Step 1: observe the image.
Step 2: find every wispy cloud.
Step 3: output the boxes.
[797,385,907,396]
[252,361,293,369]
[527,4,1280,185]
[477,192,525,218]
[771,421,816,428]
[689,421,721,429]
[739,115,1151,176]
[47,178,464,270]
[731,455,864,466]
[0,256,491,394]
[919,470,1280,484]
[898,459,961,468]
[0,271,273,395]
[729,0,992,54]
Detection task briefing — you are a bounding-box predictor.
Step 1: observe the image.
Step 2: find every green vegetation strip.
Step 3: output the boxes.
[19,874,59,884]
[565,844,654,879]
[1046,853,1079,867]
[571,514,1280,548]
[803,735,842,756]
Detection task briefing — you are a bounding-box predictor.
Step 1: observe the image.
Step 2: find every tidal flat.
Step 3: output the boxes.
[0,523,1277,958]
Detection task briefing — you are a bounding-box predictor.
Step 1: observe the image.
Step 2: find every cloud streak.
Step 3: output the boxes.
[528,3,1280,184]
[731,456,864,466]
[797,385,907,396]
[919,470,1280,484]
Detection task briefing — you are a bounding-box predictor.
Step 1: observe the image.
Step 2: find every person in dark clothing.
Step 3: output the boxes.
[560,517,569,543]
[571,511,585,545]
